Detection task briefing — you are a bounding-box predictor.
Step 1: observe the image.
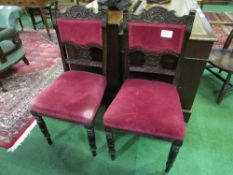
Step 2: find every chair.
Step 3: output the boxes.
[206,28,233,104]
[26,0,58,37]
[0,27,29,91]
[103,7,195,172]
[0,5,24,30]
[29,5,106,156]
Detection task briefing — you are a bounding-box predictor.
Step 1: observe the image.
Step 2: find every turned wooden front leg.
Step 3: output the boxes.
[34,115,53,145]
[85,125,97,157]
[165,140,183,172]
[105,128,115,160]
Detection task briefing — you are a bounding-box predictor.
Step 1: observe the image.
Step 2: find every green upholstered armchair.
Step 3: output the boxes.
[0,5,29,91]
[0,5,23,30]
[0,28,29,91]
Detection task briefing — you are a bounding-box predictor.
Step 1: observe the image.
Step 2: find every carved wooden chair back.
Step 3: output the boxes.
[55,5,107,75]
[122,7,195,85]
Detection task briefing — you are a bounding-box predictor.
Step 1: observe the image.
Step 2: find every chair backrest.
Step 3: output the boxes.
[55,5,107,75]
[122,7,195,85]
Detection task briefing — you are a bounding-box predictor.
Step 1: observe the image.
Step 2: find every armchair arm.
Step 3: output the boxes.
[0,28,22,60]
[0,28,17,41]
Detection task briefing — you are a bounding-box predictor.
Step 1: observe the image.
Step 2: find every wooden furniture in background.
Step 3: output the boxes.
[0,0,58,37]
[197,0,205,8]
[206,29,233,104]
[0,27,29,91]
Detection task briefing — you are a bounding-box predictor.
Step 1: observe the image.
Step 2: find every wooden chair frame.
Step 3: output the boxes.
[31,5,107,157]
[105,6,195,172]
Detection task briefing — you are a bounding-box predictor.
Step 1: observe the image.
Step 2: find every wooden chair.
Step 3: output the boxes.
[103,7,195,172]
[29,5,107,156]
[206,28,233,104]
[25,0,59,37]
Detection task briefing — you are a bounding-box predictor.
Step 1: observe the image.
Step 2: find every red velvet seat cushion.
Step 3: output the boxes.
[103,79,185,140]
[30,71,106,125]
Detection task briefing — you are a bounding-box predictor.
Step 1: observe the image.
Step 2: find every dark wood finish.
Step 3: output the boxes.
[165,141,183,172]
[27,7,52,37]
[85,126,97,156]
[206,29,233,104]
[121,7,197,122]
[122,7,195,86]
[30,5,107,156]
[33,114,53,145]
[105,1,216,122]
[26,1,58,38]
[106,11,123,100]
[54,5,107,75]
[105,127,116,160]
[104,6,195,172]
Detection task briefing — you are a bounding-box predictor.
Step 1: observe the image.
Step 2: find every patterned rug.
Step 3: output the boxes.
[211,24,233,48]
[0,29,62,150]
[205,12,233,25]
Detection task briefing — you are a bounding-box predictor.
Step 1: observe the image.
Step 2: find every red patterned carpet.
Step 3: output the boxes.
[204,12,233,47]
[0,30,62,150]
[205,12,233,25]
[211,24,233,48]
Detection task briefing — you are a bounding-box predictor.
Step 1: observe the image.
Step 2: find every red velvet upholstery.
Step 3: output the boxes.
[57,19,102,46]
[104,79,185,140]
[30,71,106,125]
[129,22,186,54]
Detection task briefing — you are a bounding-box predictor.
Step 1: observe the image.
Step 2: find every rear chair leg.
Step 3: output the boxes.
[85,126,97,157]
[34,115,53,145]
[22,56,30,65]
[0,80,7,92]
[105,128,115,160]
[165,141,183,172]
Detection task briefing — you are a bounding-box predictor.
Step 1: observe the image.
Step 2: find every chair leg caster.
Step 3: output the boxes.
[110,152,115,160]
[47,138,53,145]
[92,150,97,157]
[165,166,169,173]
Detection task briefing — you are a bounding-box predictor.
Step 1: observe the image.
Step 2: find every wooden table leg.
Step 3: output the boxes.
[38,7,51,38]
[27,8,37,30]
